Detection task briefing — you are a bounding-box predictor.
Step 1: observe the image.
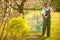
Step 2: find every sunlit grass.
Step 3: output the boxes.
[46,12,60,40]
[0,9,60,40]
[25,10,60,40]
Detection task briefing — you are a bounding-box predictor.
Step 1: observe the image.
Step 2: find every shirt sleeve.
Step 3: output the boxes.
[41,9,46,15]
[50,7,53,12]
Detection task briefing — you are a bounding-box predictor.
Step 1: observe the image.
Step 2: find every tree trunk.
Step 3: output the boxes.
[16,0,26,14]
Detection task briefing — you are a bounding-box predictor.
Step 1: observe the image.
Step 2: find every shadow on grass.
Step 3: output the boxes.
[38,35,48,40]
[41,37,47,40]
[26,35,48,40]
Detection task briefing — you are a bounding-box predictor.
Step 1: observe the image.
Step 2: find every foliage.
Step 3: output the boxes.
[35,5,42,9]
[8,14,31,39]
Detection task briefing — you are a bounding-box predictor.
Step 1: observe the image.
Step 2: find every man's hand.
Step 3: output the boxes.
[45,16,48,19]
[52,4,56,12]
[42,14,48,19]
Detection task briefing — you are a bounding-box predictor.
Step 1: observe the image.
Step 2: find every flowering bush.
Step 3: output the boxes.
[8,14,31,40]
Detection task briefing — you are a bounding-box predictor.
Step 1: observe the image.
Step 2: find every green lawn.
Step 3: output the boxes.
[46,12,60,40]
[24,10,60,40]
[0,10,60,40]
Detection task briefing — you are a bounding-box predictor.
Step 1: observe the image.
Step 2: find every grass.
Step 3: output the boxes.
[0,10,60,40]
[46,12,60,40]
[25,10,60,40]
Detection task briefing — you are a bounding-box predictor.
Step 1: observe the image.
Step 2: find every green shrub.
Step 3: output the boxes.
[8,14,31,39]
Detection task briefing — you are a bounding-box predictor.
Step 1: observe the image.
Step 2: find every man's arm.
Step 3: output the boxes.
[42,14,48,19]
[50,7,56,12]
[41,9,48,19]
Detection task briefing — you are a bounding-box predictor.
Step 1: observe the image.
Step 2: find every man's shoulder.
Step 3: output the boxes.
[42,8,46,11]
[42,8,45,10]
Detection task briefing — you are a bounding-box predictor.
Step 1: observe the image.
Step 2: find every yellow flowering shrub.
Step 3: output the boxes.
[8,14,31,39]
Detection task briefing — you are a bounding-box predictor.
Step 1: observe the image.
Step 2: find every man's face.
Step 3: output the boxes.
[45,4,48,8]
